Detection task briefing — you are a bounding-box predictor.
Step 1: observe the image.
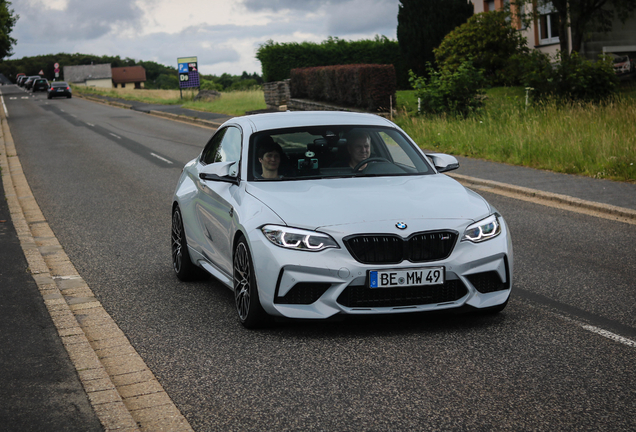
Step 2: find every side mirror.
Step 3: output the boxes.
[199,161,239,183]
[426,153,459,173]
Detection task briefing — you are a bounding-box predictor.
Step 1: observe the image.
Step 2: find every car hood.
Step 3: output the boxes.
[245,175,491,230]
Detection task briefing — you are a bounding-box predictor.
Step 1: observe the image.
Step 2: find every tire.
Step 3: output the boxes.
[67,95,72,98]
[234,237,270,328]
[171,206,205,281]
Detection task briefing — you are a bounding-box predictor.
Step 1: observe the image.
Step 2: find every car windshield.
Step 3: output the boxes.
[51,82,67,87]
[248,125,432,181]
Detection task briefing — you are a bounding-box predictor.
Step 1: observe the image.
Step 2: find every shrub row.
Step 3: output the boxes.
[290,64,397,112]
[256,36,408,88]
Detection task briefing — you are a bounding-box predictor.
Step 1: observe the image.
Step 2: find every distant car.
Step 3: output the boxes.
[32,78,49,92]
[18,75,34,87]
[613,56,634,75]
[171,111,513,328]
[24,76,41,90]
[47,82,72,99]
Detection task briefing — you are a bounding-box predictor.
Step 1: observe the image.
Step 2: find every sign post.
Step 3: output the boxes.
[177,56,199,99]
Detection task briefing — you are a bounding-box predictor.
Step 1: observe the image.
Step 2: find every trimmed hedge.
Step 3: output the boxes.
[256,36,408,89]
[290,64,397,112]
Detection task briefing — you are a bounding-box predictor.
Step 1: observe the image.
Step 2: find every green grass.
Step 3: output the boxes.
[394,86,636,182]
[181,89,267,116]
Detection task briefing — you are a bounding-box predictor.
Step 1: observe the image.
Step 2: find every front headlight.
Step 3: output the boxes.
[462,214,502,243]
[261,225,339,252]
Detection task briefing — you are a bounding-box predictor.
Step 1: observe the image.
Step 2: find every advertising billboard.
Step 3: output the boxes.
[178,56,200,89]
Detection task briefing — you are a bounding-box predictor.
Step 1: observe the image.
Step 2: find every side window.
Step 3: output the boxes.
[379,131,415,169]
[200,126,242,165]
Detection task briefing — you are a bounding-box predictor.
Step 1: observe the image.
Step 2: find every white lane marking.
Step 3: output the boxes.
[150,153,173,164]
[71,114,77,118]
[1,96,8,118]
[21,96,29,100]
[109,133,121,139]
[86,122,94,127]
[9,97,16,100]
[581,324,636,348]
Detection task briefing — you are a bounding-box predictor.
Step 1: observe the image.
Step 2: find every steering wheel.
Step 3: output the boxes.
[352,157,391,172]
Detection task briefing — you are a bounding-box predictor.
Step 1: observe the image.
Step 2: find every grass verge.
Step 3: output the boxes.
[394,86,636,183]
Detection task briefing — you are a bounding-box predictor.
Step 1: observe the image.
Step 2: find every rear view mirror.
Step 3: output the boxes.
[426,153,459,173]
[199,161,239,183]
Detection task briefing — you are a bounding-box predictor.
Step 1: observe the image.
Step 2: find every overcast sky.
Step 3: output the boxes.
[10,0,400,76]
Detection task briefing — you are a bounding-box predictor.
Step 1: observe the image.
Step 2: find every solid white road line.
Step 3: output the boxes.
[1,96,7,118]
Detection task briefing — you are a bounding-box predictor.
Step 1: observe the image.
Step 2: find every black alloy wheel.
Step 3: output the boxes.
[233,237,269,328]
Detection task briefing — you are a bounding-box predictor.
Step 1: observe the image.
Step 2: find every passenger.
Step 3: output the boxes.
[256,137,284,179]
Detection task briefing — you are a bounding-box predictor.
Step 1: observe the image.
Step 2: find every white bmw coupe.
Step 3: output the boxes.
[172,111,513,328]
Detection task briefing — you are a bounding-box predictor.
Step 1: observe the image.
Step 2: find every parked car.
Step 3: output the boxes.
[47,81,72,99]
[613,55,634,75]
[171,111,513,328]
[16,75,27,86]
[24,76,41,90]
[32,78,49,92]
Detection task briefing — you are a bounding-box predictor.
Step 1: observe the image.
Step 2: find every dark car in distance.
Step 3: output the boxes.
[47,82,72,99]
[32,78,49,92]
[24,76,41,90]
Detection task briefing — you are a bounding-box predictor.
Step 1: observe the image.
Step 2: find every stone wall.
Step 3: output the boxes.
[263,79,291,110]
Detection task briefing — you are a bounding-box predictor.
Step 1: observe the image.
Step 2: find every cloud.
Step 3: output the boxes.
[13,0,144,42]
[10,0,400,75]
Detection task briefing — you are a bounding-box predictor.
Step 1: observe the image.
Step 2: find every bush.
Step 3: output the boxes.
[200,79,223,91]
[290,64,396,111]
[522,51,618,103]
[256,36,408,88]
[409,62,486,116]
[434,11,528,85]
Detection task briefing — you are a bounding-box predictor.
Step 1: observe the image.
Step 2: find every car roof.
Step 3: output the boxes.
[232,111,396,133]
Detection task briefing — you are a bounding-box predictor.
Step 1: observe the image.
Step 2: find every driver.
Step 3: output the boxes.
[344,130,371,170]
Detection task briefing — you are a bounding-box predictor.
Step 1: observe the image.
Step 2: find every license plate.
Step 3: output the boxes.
[369,267,444,288]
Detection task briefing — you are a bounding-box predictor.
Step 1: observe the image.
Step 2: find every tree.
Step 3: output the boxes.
[397,0,473,77]
[434,11,529,85]
[512,0,636,55]
[0,0,18,60]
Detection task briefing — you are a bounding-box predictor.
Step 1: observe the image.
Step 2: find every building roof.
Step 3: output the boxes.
[111,66,147,84]
[63,64,112,83]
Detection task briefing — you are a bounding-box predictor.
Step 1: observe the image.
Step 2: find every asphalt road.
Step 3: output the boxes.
[4,84,636,431]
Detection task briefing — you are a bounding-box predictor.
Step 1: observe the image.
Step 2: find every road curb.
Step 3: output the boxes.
[450,173,636,224]
[0,104,194,431]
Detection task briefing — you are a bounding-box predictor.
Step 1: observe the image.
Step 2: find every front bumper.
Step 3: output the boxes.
[247,219,513,319]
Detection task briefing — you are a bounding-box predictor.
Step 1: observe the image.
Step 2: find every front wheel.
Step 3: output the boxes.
[234,237,269,328]
[171,206,205,281]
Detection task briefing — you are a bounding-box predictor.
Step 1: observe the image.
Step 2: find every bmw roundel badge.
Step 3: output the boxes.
[396,222,407,230]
